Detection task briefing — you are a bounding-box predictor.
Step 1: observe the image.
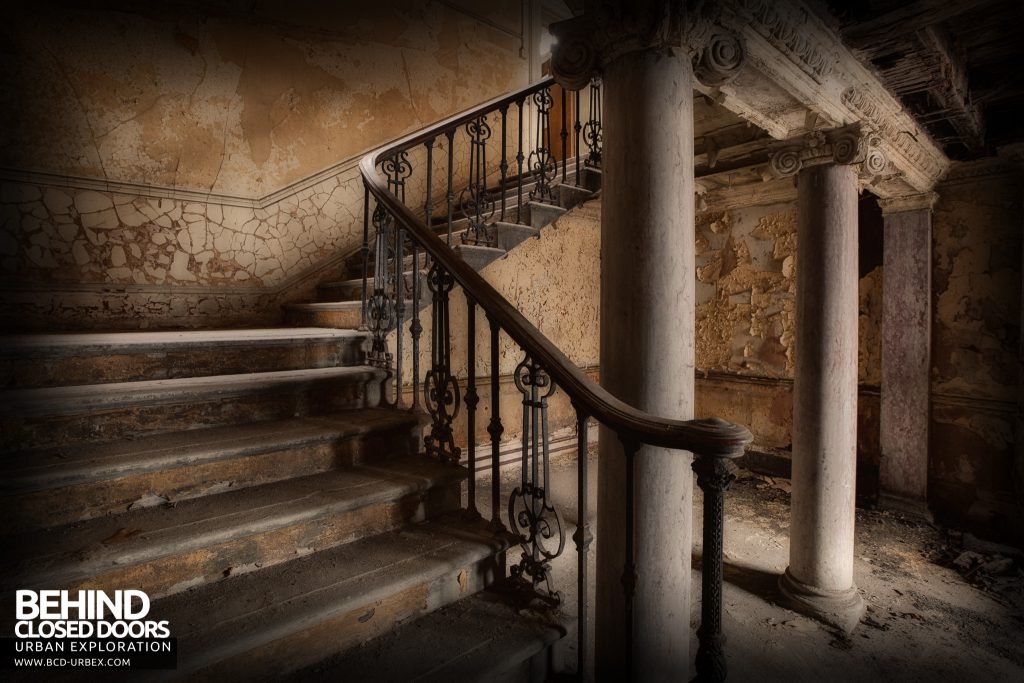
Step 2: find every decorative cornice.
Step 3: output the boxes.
[731,0,836,82]
[877,192,938,216]
[768,124,888,179]
[710,0,949,194]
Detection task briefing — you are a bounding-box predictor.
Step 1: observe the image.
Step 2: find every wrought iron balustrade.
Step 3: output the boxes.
[358,76,750,681]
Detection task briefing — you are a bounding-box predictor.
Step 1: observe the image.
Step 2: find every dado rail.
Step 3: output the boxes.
[358,73,752,681]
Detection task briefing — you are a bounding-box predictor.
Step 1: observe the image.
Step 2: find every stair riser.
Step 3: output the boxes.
[14,482,461,600]
[285,307,362,329]
[188,550,502,681]
[5,424,422,532]
[527,203,567,229]
[317,272,424,303]
[2,377,383,451]
[1,339,366,389]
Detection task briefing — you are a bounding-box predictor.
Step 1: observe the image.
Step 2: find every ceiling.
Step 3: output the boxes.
[823,0,1024,159]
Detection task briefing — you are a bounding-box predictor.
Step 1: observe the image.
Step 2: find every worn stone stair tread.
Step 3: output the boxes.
[153,519,505,678]
[317,269,430,302]
[0,328,364,356]
[288,591,568,683]
[1,457,466,589]
[0,365,383,418]
[0,408,419,493]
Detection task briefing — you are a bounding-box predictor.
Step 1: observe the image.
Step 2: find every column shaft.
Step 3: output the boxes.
[596,47,695,679]
[880,203,933,513]
[780,163,865,632]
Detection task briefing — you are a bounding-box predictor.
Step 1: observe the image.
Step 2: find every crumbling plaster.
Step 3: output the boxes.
[1,1,525,195]
[0,1,528,328]
[930,166,1022,533]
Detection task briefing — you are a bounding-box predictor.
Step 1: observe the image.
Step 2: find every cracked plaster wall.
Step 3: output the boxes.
[692,202,884,469]
[390,197,602,445]
[930,167,1023,535]
[0,1,527,329]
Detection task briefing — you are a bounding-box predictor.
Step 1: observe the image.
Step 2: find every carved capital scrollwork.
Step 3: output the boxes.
[693,29,746,87]
[768,124,889,180]
[549,2,738,90]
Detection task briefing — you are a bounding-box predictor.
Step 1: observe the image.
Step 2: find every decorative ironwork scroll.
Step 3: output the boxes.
[528,89,558,204]
[507,354,565,606]
[460,115,497,246]
[584,78,603,168]
[423,263,461,464]
[366,152,412,369]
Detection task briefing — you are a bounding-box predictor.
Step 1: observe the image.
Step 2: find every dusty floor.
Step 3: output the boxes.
[472,443,1024,681]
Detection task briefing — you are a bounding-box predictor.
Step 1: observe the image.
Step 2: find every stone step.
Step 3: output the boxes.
[342,251,421,281]
[0,366,385,450]
[148,519,504,680]
[453,244,506,270]
[0,458,466,601]
[0,328,367,389]
[0,409,423,531]
[526,201,568,229]
[493,222,540,251]
[579,166,602,193]
[556,182,595,210]
[288,591,568,683]
[284,301,363,329]
[317,270,430,303]
[284,301,419,330]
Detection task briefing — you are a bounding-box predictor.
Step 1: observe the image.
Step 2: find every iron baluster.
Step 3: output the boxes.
[499,104,509,222]
[411,242,421,410]
[487,314,506,534]
[574,89,582,187]
[446,129,455,246]
[516,98,525,224]
[367,198,395,369]
[585,78,603,168]
[423,263,460,463]
[414,139,434,410]
[360,182,370,330]
[560,87,568,184]
[465,294,480,519]
[692,452,738,683]
[460,115,496,246]
[572,406,593,680]
[507,355,564,607]
[529,88,557,203]
[394,221,404,407]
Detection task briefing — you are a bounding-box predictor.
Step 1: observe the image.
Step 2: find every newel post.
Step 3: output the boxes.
[691,448,739,683]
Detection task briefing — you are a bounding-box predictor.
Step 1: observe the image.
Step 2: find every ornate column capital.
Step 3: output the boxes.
[877,192,938,216]
[549,1,745,90]
[768,124,889,180]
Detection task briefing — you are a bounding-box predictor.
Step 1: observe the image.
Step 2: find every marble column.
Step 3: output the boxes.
[770,128,878,633]
[549,9,746,677]
[595,46,696,680]
[878,193,937,518]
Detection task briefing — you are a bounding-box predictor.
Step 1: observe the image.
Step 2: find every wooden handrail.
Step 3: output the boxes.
[359,78,752,457]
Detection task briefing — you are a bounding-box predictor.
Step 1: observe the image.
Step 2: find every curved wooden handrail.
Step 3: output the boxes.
[359,78,752,458]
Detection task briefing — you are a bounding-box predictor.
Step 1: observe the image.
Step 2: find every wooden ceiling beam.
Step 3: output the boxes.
[841,0,997,44]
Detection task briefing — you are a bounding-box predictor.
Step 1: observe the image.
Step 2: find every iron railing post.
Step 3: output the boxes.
[692,451,739,682]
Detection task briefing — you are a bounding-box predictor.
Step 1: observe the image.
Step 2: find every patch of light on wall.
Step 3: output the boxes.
[539,29,556,59]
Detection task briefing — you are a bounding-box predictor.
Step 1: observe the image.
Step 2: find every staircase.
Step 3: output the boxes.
[281,172,600,330]
[0,171,600,680]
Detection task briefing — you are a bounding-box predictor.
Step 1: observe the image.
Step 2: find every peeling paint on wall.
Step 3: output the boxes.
[930,167,1022,532]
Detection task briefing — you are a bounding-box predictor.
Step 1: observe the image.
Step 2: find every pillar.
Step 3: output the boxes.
[596,47,696,679]
[878,193,937,518]
[779,155,866,633]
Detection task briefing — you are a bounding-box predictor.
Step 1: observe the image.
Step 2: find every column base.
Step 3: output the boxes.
[778,568,865,634]
[878,491,934,524]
